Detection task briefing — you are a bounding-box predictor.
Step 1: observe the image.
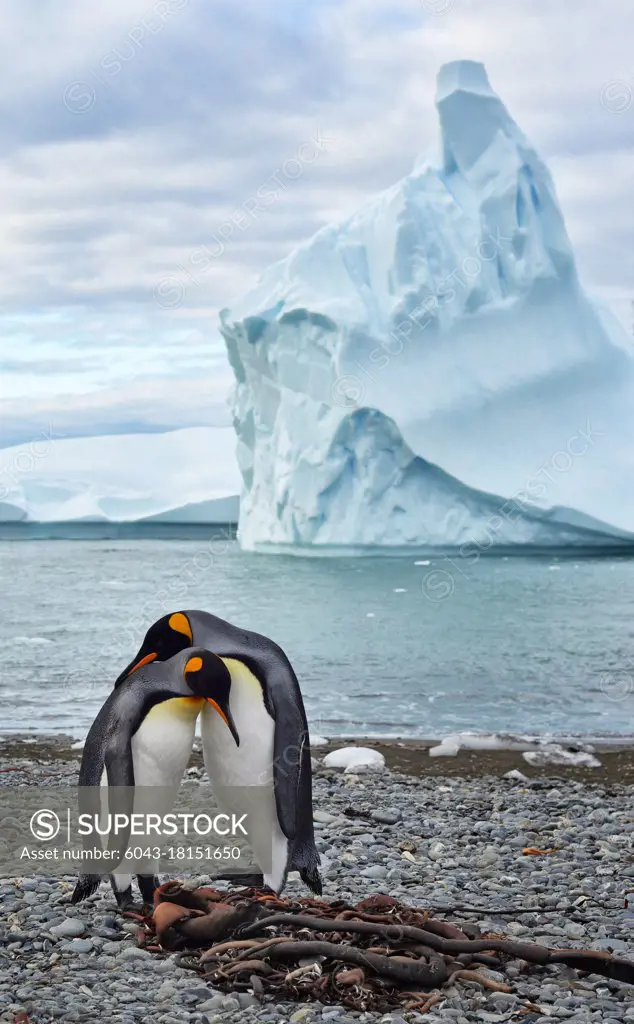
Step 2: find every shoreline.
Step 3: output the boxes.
[4,733,634,784]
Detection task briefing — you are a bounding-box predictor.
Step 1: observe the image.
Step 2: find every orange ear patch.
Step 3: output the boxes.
[185,655,203,675]
[169,612,192,641]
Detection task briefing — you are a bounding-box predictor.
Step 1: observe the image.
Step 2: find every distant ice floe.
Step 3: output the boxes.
[310,734,329,747]
[323,746,386,772]
[429,731,602,766]
[10,636,54,645]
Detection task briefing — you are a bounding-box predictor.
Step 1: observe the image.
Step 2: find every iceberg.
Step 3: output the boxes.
[0,427,240,524]
[220,60,634,552]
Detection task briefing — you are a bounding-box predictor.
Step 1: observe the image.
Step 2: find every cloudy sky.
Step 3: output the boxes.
[1,0,633,446]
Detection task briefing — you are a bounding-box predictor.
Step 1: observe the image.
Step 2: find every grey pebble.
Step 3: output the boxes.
[59,938,93,953]
[49,918,86,938]
[117,945,151,959]
[360,864,387,879]
[370,808,401,825]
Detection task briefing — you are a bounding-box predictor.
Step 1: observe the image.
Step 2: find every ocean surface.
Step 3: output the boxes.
[1,538,634,740]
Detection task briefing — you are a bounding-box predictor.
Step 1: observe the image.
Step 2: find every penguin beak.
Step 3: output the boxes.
[115,651,157,685]
[207,698,240,746]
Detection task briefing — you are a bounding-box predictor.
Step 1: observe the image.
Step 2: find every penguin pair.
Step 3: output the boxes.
[72,611,321,907]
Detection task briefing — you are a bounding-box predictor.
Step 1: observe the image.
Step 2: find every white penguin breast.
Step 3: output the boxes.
[201,658,288,890]
[132,697,202,787]
[202,659,275,785]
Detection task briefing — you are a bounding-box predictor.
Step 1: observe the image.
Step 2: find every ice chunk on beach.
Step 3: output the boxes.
[323,747,386,772]
[429,731,534,756]
[220,60,634,551]
[430,732,602,767]
[522,745,601,768]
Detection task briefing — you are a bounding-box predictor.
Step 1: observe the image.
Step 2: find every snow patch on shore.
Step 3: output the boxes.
[323,747,387,772]
[429,731,602,766]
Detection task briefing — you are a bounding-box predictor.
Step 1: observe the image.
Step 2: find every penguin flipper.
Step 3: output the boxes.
[265,663,315,845]
[267,668,323,895]
[102,728,136,872]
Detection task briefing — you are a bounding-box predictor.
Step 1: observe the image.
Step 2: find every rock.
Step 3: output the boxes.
[117,945,151,959]
[477,845,500,868]
[198,994,226,1012]
[340,852,358,864]
[371,808,400,825]
[101,941,124,954]
[50,919,86,939]
[237,992,260,1008]
[506,921,529,936]
[290,1009,316,1023]
[428,840,446,861]
[156,982,178,1001]
[361,864,387,879]
[60,938,93,953]
[564,921,585,939]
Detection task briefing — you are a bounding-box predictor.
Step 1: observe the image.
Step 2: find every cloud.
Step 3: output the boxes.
[1,0,633,443]
[0,371,234,448]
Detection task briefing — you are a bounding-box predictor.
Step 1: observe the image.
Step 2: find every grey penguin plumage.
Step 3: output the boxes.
[115,610,322,895]
[71,646,238,907]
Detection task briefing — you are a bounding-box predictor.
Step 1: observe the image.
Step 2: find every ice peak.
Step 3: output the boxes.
[435,60,523,175]
[435,60,495,102]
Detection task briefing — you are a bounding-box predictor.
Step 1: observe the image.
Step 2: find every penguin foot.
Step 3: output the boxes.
[215,871,266,889]
[70,873,101,905]
[113,885,135,911]
[300,865,323,896]
[137,874,160,906]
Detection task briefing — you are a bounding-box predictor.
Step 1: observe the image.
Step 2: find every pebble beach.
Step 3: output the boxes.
[1,738,634,1024]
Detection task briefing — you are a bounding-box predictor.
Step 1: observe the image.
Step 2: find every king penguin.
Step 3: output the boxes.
[115,610,322,895]
[72,646,239,908]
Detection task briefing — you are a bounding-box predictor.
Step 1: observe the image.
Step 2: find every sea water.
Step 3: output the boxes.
[1,538,633,739]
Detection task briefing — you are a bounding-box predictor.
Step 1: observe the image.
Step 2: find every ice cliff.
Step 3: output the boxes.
[220,60,634,551]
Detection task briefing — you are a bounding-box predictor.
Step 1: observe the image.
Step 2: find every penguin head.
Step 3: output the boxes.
[115,611,194,686]
[182,649,240,747]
